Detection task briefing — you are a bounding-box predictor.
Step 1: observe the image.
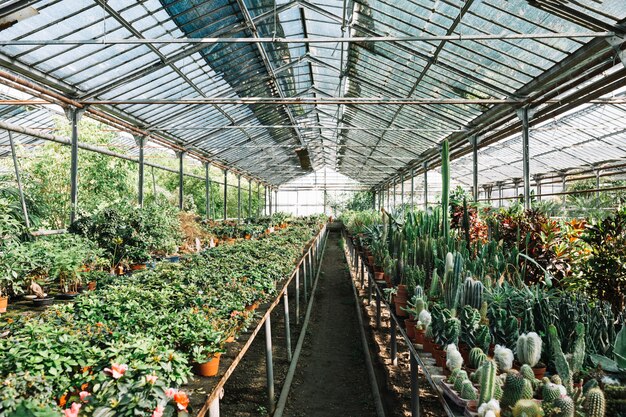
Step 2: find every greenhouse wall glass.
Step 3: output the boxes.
[0,1,625,417]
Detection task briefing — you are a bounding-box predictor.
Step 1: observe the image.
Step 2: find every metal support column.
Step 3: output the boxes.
[264,186,268,216]
[295,268,300,325]
[386,185,390,210]
[205,163,211,220]
[178,151,185,210]
[471,135,479,203]
[268,187,273,216]
[257,183,261,218]
[561,174,567,210]
[303,254,309,304]
[371,190,376,210]
[410,169,415,211]
[223,169,228,220]
[66,107,82,224]
[497,182,503,207]
[283,289,292,362]
[274,188,278,214]
[7,131,29,229]
[535,176,542,202]
[392,179,396,210]
[248,180,252,219]
[136,135,146,207]
[595,169,601,198]
[400,174,405,208]
[264,317,275,414]
[237,174,241,222]
[517,106,534,211]
[423,162,428,210]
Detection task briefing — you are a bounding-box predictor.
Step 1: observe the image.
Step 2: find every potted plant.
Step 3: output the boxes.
[516,332,546,379]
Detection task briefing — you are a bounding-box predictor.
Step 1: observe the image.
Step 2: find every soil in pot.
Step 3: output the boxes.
[192,353,221,377]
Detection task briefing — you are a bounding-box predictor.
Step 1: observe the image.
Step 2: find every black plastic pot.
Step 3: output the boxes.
[32,297,55,307]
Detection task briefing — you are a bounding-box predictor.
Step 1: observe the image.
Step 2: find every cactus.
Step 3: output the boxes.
[475,324,492,353]
[443,317,461,346]
[446,344,464,371]
[492,308,519,349]
[494,378,503,400]
[448,368,463,384]
[584,388,606,417]
[414,285,425,302]
[512,399,544,417]
[550,375,562,386]
[443,252,464,311]
[522,378,534,400]
[567,323,585,377]
[501,371,527,410]
[414,298,426,317]
[461,379,478,400]
[551,396,575,417]
[470,347,488,369]
[520,364,534,381]
[441,138,450,240]
[548,325,572,391]
[478,360,497,406]
[460,305,481,347]
[517,332,542,368]
[462,276,484,309]
[494,345,514,372]
[454,371,469,392]
[542,383,565,403]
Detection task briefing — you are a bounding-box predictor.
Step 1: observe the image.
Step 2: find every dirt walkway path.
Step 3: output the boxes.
[283,231,377,417]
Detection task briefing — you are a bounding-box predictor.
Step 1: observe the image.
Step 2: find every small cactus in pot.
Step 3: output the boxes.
[516,332,546,379]
[494,345,514,372]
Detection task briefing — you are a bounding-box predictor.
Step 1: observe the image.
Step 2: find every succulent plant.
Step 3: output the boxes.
[446,344,463,370]
[491,308,519,349]
[494,345,514,372]
[478,360,497,406]
[454,370,469,392]
[542,382,565,404]
[512,399,544,417]
[501,371,527,410]
[475,324,493,353]
[462,276,484,309]
[517,332,543,368]
[551,396,575,417]
[460,379,478,400]
[443,317,461,346]
[477,399,501,417]
[583,387,606,417]
[460,305,481,347]
[470,347,488,369]
[448,367,463,384]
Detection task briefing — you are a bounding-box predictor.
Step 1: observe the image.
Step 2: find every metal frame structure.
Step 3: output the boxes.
[0,1,625,213]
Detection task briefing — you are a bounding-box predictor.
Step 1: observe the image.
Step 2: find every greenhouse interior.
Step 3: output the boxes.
[0,0,625,416]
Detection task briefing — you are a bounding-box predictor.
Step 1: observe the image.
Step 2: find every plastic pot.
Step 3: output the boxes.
[192,353,221,377]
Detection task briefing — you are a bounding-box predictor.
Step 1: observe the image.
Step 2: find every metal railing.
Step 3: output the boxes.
[343,231,461,417]
[196,223,329,417]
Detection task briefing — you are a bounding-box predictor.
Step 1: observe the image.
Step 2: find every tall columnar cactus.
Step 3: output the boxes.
[478,360,497,406]
[441,138,450,240]
[512,399,544,417]
[517,332,543,368]
[584,388,606,417]
[501,371,527,410]
[462,276,484,309]
[470,347,488,369]
[443,252,464,311]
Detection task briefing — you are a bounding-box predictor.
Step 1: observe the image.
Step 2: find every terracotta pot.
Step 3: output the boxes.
[424,337,434,354]
[395,297,408,317]
[225,335,235,343]
[405,319,417,340]
[396,284,408,299]
[532,365,547,379]
[367,256,375,267]
[414,329,426,345]
[383,274,391,286]
[130,263,147,271]
[245,301,260,311]
[0,296,7,313]
[434,346,447,368]
[192,353,221,377]
[87,281,97,291]
[467,400,478,413]
[245,234,251,240]
[374,271,385,282]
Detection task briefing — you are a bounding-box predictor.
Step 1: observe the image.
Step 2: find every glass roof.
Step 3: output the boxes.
[0,0,624,190]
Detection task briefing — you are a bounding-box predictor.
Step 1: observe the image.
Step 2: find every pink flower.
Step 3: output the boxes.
[79,391,90,402]
[104,363,128,379]
[165,388,178,398]
[63,403,81,417]
[152,405,164,417]
[145,375,158,384]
